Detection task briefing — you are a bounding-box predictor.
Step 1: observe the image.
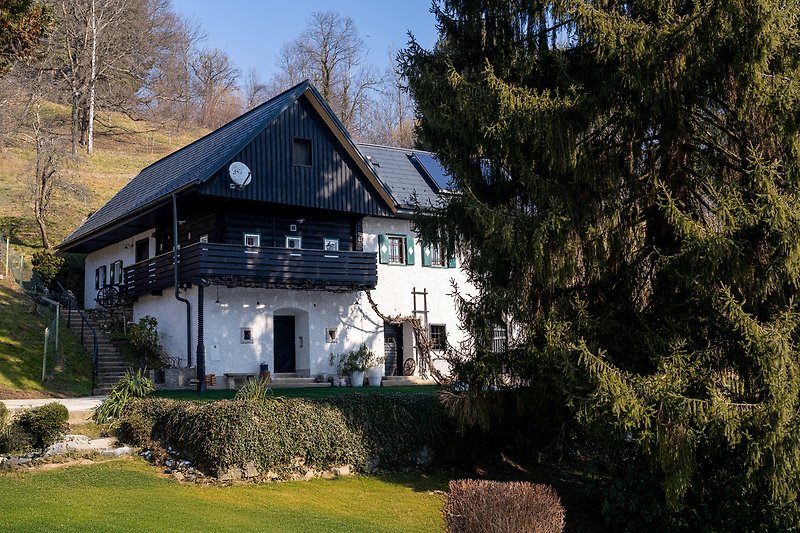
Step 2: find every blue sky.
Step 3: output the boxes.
[170,0,440,81]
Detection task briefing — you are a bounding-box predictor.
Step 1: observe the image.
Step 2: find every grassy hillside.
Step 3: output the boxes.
[0,101,207,252]
[0,103,207,396]
[0,277,92,398]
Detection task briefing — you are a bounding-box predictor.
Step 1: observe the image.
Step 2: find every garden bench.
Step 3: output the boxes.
[223,372,258,389]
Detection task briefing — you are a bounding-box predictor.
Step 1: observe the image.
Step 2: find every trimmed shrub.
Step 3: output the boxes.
[16,402,69,449]
[125,394,446,477]
[444,479,565,533]
[116,411,154,447]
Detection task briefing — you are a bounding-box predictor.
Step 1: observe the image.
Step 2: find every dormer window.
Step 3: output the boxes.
[293,138,312,166]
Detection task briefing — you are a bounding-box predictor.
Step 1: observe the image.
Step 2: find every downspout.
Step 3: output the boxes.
[194,278,207,393]
[172,193,192,368]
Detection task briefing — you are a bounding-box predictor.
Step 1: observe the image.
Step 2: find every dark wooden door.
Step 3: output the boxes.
[274,315,296,373]
[383,322,403,376]
[135,238,150,263]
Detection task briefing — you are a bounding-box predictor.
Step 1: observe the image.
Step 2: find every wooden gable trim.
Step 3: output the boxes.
[300,90,398,215]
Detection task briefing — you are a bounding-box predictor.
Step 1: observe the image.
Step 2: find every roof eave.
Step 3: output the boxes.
[57,182,200,253]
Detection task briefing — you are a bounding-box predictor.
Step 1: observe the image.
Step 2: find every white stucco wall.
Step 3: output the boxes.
[84,229,155,309]
[362,216,474,375]
[122,216,474,380]
[134,285,378,379]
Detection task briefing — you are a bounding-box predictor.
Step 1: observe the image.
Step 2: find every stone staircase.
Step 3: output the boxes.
[61,308,131,395]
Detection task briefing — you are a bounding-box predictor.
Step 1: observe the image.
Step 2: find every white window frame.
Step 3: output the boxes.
[326,328,337,343]
[430,324,447,351]
[95,265,107,290]
[286,236,302,249]
[244,233,260,247]
[110,260,124,285]
[323,238,339,252]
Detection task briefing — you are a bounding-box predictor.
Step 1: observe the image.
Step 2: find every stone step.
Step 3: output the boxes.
[381,375,433,386]
[272,376,314,383]
[270,381,333,389]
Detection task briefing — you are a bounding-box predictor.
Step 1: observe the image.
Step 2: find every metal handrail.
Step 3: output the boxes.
[56,281,99,395]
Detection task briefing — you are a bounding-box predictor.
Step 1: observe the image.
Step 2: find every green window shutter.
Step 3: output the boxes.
[405,236,415,265]
[422,243,432,267]
[448,255,457,268]
[378,234,389,264]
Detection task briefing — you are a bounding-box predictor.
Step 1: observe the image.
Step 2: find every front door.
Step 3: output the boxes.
[274,315,296,373]
[135,238,149,263]
[383,322,403,376]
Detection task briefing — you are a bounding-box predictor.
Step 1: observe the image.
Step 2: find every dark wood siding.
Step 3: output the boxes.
[199,98,390,216]
[154,197,220,255]
[152,196,363,255]
[222,203,355,251]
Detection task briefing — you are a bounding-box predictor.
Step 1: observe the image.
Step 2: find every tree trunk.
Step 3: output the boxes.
[87,0,97,155]
[70,87,79,156]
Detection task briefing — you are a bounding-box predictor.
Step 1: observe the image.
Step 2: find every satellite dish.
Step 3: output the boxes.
[228,161,252,189]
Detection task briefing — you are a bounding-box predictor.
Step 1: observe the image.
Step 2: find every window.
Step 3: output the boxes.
[244,233,260,247]
[430,243,447,267]
[240,327,253,344]
[135,238,149,263]
[95,265,107,290]
[423,242,456,268]
[110,260,124,285]
[286,236,302,249]
[199,234,209,244]
[430,324,447,351]
[323,238,339,252]
[378,234,414,265]
[326,328,337,343]
[388,236,405,264]
[293,138,312,166]
[492,325,508,353]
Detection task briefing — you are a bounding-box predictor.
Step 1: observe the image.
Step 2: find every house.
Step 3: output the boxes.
[57,80,474,388]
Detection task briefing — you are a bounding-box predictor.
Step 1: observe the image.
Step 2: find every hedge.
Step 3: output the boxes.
[124,394,448,477]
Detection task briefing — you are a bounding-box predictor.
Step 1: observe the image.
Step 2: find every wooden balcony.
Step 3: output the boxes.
[123,242,377,297]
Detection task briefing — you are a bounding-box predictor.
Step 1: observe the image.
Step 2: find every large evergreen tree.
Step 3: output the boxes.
[403,0,800,528]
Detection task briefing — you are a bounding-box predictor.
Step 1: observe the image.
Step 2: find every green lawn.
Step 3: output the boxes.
[0,279,92,398]
[153,385,440,401]
[0,459,445,532]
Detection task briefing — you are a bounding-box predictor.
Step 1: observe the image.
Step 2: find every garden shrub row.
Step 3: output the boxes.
[123,394,450,477]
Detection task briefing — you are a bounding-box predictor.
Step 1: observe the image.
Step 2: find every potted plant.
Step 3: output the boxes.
[330,344,377,388]
[366,352,384,387]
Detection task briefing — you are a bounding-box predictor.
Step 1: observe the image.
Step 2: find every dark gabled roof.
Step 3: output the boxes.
[356,143,443,209]
[59,81,398,252]
[59,82,310,251]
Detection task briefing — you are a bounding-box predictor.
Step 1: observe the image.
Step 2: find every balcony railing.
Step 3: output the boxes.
[123,242,377,296]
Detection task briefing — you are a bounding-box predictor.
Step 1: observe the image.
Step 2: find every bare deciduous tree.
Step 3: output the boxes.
[243,67,268,111]
[270,10,381,136]
[27,103,67,249]
[363,50,416,148]
[190,47,240,128]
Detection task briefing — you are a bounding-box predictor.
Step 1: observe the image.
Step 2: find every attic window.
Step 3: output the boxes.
[293,138,312,166]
